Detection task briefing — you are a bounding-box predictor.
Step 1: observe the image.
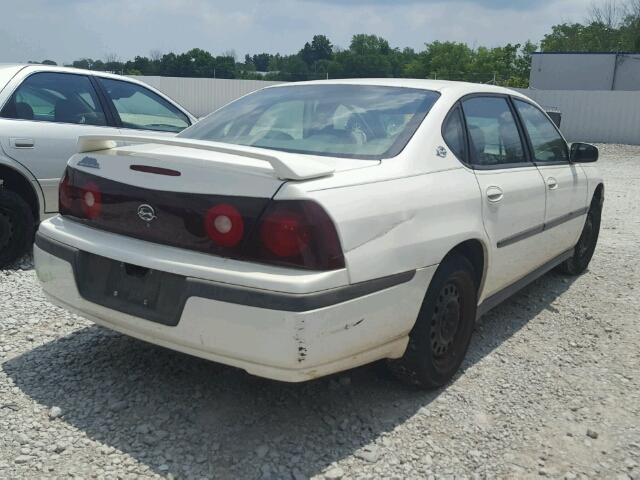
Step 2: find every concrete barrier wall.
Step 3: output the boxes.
[515,88,640,145]
[131,76,283,118]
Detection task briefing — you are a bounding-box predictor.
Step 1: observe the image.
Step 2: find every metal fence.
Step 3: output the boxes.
[131,76,283,118]
[515,88,640,145]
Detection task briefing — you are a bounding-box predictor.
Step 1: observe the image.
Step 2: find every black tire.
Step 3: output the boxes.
[556,195,602,276]
[0,189,35,268]
[388,253,477,389]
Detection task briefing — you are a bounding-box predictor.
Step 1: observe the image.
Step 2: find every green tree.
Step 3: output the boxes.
[349,34,391,56]
[72,58,94,70]
[541,22,624,51]
[300,34,333,66]
[252,53,273,71]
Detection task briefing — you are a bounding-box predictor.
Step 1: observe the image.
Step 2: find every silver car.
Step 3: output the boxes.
[0,64,196,266]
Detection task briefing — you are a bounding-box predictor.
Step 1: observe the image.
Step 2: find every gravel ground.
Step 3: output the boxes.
[1,144,639,480]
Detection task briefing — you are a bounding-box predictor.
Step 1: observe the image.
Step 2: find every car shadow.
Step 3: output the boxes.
[2,270,576,479]
[3,252,34,271]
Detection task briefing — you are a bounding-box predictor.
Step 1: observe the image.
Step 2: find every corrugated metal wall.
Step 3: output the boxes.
[529,53,640,91]
[131,76,283,118]
[131,77,640,145]
[515,89,640,145]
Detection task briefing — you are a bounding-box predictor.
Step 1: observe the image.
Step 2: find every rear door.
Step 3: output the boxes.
[512,98,589,256]
[0,71,118,212]
[460,95,548,298]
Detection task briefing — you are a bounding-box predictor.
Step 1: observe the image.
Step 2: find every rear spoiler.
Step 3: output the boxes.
[76,135,335,181]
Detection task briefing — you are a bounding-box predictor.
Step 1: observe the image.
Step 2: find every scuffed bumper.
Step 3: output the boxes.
[34,224,435,382]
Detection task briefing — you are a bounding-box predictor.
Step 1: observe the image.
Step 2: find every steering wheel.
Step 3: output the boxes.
[346,113,375,145]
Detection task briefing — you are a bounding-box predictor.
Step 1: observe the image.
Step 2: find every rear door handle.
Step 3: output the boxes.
[10,137,35,148]
[486,186,504,203]
[547,177,558,190]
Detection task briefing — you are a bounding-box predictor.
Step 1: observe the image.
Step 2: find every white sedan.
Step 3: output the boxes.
[34,79,603,388]
[0,64,197,266]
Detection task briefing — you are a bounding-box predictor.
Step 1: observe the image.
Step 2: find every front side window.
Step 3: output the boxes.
[180,85,440,160]
[0,72,106,126]
[462,96,527,167]
[98,78,190,133]
[514,99,569,163]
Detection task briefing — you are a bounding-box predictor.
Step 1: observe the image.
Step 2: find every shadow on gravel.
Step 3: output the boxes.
[3,271,575,479]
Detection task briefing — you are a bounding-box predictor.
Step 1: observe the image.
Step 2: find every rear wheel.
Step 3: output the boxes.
[388,253,477,389]
[557,195,602,276]
[0,189,35,268]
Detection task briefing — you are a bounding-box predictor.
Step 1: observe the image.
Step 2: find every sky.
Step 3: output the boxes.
[1,0,592,64]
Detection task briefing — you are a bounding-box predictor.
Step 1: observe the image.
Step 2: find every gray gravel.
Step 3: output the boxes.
[1,144,640,479]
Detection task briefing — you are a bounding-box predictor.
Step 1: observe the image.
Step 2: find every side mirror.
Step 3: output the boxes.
[570,143,598,163]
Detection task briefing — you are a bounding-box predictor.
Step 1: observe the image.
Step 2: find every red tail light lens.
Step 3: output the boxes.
[260,208,311,257]
[59,169,103,220]
[59,171,73,211]
[204,203,244,247]
[252,200,345,270]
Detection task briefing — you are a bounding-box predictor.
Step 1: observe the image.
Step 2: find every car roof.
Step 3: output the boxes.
[1,63,148,82]
[266,77,527,99]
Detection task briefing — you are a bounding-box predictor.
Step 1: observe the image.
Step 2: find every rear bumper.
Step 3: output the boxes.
[35,221,435,382]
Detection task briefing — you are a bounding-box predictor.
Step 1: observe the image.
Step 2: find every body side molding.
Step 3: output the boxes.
[497,207,589,248]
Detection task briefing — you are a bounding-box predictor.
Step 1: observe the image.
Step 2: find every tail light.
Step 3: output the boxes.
[251,201,344,270]
[59,171,73,211]
[59,167,345,271]
[59,169,103,220]
[204,203,244,248]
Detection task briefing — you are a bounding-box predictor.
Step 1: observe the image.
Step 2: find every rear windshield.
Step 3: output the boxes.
[179,85,440,160]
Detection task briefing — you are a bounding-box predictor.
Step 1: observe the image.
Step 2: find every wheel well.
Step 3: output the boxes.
[0,165,40,221]
[593,183,604,206]
[448,239,485,290]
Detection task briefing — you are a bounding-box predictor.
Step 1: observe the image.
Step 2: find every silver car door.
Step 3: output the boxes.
[0,71,118,212]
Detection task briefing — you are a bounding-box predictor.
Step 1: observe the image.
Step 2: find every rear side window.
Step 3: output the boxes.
[513,99,569,163]
[0,72,106,126]
[98,78,190,133]
[461,96,527,167]
[442,106,467,162]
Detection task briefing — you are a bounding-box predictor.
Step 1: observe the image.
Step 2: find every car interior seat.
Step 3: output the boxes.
[14,102,34,120]
[2,100,35,120]
[54,99,83,124]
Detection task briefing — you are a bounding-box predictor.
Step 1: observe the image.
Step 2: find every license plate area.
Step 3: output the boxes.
[75,251,186,326]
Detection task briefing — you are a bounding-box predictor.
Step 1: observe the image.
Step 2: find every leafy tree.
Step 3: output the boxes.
[252,53,273,71]
[214,55,237,78]
[71,58,94,70]
[541,22,624,51]
[541,0,640,52]
[349,34,391,56]
[300,34,333,66]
